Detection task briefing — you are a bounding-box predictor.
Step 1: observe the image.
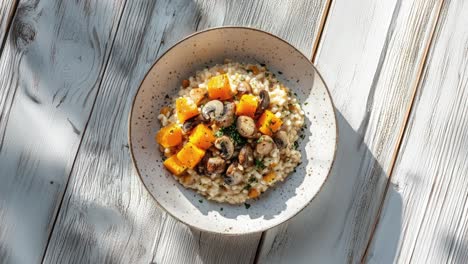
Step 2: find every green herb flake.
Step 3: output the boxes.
[215,130,223,137]
[243,183,252,190]
[198,199,203,203]
[294,141,299,149]
[218,122,247,147]
[304,102,308,105]
[255,159,266,170]
[244,203,251,209]
[220,207,224,211]
[248,177,257,183]
[246,69,253,74]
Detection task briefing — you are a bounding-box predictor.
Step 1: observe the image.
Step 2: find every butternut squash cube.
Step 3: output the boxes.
[176,142,205,169]
[189,124,216,150]
[163,155,186,176]
[207,74,233,100]
[156,123,183,148]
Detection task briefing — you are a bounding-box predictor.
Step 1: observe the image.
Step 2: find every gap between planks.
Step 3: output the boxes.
[0,0,19,60]
[252,0,333,263]
[38,0,131,262]
[361,0,446,261]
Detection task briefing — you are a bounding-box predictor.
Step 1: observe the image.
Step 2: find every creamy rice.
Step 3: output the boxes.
[156,60,304,204]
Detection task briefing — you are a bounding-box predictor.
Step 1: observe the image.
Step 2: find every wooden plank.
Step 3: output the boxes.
[0,0,126,262]
[366,0,468,262]
[256,0,444,263]
[42,0,330,263]
[0,0,16,49]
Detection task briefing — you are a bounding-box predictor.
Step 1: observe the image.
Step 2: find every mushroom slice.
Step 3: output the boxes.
[255,90,270,117]
[206,157,226,174]
[201,100,224,121]
[182,115,202,133]
[239,145,254,167]
[214,136,235,159]
[273,130,289,148]
[256,135,275,156]
[236,116,256,138]
[225,162,243,185]
[216,102,236,128]
[237,81,252,94]
[196,151,212,175]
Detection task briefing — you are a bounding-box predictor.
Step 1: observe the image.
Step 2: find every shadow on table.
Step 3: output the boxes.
[255,110,404,263]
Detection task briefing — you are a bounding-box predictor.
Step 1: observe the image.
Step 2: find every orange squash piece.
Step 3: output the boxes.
[248,188,260,198]
[156,123,183,148]
[263,171,276,183]
[249,65,260,75]
[163,155,186,176]
[207,74,233,100]
[176,142,206,169]
[257,110,283,136]
[189,124,216,150]
[236,94,258,118]
[160,106,171,116]
[176,97,199,123]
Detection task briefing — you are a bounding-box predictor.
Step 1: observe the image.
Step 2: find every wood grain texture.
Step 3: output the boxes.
[257,0,444,263]
[0,0,126,262]
[366,0,468,263]
[43,0,330,263]
[0,0,16,50]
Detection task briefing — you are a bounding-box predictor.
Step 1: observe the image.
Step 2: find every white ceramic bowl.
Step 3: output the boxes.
[129,27,337,234]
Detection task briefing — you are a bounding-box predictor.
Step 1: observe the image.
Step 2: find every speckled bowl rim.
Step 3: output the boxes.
[128,26,338,235]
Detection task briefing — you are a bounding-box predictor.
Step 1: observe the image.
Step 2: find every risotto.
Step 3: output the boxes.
[155,60,305,204]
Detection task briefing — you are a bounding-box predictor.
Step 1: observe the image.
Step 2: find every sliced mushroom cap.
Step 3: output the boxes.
[206,157,226,174]
[196,151,212,175]
[216,102,236,128]
[273,130,289,148]
[236,116,257,138]
[255,90,270,117]
[239,145,254,167]
[215,136,235,159]
[201,100,224,121]
[256,135,275,156]
[182,115,202,133]
[237,81,252,94]
[225,162,243,185]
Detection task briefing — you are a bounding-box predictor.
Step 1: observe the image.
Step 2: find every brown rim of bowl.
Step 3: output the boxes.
[128,26,339,235]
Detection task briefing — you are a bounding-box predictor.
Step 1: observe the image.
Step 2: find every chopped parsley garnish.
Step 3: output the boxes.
[255,159,266,170]
[217,123,247,146]
[220,207,223,211]
[198,199,203,203]
[248,177,257,183]
[243,183,252,190]
[293,141,299,149]
[215,130,223,137]
[304,102,308,105]
[246,69,253,74]
[244,203,251,209]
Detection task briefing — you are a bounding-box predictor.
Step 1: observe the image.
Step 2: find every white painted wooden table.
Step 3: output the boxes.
[0,0,466,263]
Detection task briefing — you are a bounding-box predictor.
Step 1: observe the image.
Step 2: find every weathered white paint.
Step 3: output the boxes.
[43,0,329,263]
[367,0,468,263]
[0,0,126,262]
[0,0,15,47]
[257,0,444,263]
